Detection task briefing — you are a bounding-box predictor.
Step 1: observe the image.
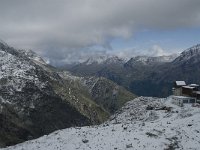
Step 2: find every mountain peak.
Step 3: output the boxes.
[103,56,125,65]
[83,55,125,65]
[0,41,47,65]
[18,49,47,64]
[173,44,200,63]
[181,44,200,58]
[184,44,200,53]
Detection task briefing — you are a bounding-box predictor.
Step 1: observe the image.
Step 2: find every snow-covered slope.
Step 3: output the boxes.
[3,96,200,150]
[0,43,46,96]
[18,49,47,65]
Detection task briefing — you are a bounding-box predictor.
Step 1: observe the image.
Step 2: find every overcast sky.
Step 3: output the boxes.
[0,0,200,65]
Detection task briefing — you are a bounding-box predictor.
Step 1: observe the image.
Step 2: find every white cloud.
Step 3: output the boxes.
[108,45,170,60]
[149,45,168,56]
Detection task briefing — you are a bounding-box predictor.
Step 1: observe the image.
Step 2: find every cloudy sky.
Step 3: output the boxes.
[0,0,200,65]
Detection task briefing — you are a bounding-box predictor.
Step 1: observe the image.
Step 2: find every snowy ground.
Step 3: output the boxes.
[2,96,200,150]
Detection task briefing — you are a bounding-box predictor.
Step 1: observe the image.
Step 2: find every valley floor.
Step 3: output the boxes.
[2,96,200,150]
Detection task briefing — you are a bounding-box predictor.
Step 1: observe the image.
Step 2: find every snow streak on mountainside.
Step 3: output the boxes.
[3,96,200,150]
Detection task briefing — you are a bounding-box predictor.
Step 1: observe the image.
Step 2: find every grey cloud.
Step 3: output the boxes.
[0,0,200,64]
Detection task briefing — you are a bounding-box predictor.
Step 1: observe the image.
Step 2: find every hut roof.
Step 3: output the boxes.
[175,81,186,86]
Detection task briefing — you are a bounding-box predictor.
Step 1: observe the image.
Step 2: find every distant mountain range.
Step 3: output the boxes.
[0,41,135,147]
[67,44,200,97]
[125,55,178,66]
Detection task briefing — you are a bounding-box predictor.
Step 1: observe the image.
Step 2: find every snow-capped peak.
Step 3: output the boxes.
[173,44,200,62]
[181,44,200,59]
[183,44,200,54]
[84,55,125,65]
[103,56,126,65]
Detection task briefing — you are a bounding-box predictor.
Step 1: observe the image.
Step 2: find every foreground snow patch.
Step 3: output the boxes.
[2,97,200,150]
